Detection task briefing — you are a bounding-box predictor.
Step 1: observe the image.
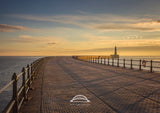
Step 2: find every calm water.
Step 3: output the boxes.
[0,56,160,112]
[97,56,160,72]
[0,56,43,112]
[120,56,160,72]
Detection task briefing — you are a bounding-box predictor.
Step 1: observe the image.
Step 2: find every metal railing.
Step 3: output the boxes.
[0,57,45,113]
[73,56,160,73]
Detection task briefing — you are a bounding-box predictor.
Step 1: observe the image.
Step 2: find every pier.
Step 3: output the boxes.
[1,56,160,113]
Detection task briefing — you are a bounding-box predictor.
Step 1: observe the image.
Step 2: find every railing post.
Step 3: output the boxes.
[22,68,27,100]
[112,58,114,66]
[98,58,99,64]
[32,63,36,80]
[12,73,19,113]
[27,64,31,88]
[139,59,141,70]
[104,58,106,65]
[131,59,133,69]
[101,58,102,64]
[123,59,125,68]
[31,63,34,80]
[117,58,119,67]
[108,58,109,65]
[150,60,153,72]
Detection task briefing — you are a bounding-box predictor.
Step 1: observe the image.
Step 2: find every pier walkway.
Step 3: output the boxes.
[21,57,160,113]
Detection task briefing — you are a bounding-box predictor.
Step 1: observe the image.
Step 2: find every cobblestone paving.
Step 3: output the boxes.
[22,57,160,113]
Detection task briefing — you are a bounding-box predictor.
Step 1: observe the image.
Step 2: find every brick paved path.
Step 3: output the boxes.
[21,57,160,113]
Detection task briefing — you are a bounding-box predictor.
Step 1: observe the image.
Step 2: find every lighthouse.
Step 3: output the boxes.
[114,46,117,55]
[110,46,119,58]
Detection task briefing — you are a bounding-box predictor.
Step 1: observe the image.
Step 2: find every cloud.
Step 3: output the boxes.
[47,42,56,47]
[0,24,32,32]
[92,23,156,31]
[77,46,160,53]
[9,13,139,23]
[8,35,68,48]
[5,13,160,33]
[12,35,58,44]
[141,34,160,39]
[48,42,56,45]
[83,34,110,40]
[157,19,160,23]
[67,38,160,51]
[11,35,38,43]
[89,20,160,31]
[9,13,160,31]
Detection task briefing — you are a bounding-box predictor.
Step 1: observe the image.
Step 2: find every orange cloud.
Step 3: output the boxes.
[0,24,33,32]
[47,42,56,47]
[11,35,57,44]
[91,21,160,32]
[157,19,160,23]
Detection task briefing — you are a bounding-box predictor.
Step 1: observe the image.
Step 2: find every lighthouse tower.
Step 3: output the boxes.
[110,46,119,58]
[114,46,117,55]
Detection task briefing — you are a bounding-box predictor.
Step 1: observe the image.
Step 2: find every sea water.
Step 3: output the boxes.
[0,56,42,112]
[97,56,160,72]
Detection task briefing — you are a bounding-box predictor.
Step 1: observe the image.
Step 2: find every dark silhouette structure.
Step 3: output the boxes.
[110,46,119,58]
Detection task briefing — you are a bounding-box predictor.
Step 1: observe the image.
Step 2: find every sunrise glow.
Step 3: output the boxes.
[0,0,160,56]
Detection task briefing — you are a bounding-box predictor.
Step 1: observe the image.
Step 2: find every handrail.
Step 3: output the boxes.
[73,56,160,73]
[0,57,45,113]
[17,72,23,79]
[5,100,15,113]
[0,80,15,94]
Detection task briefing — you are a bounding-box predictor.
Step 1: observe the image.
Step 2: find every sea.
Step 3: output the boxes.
[0,56,160,112]
[100,56,160,73]
[0,56,43,112]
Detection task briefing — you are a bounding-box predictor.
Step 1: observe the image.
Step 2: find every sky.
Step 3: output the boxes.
[0,0,160,56]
